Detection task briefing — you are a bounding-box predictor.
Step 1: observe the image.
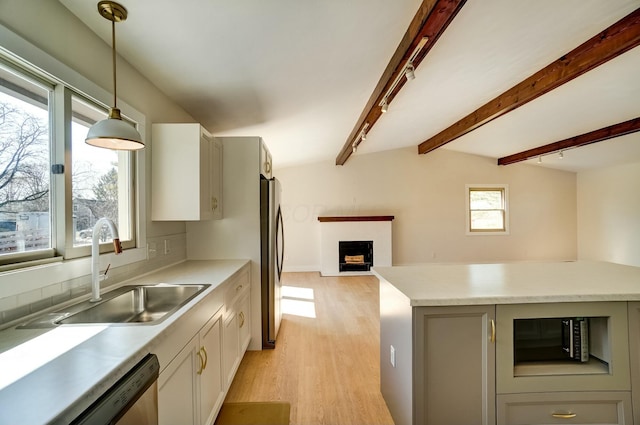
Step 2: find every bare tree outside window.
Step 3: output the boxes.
[0,91,51,254]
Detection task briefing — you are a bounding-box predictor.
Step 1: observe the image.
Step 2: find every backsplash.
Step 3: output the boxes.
[0,234,187,328]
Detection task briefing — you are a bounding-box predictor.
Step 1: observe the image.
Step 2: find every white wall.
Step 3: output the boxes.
[577,161,640,267]
[276,147,577,270]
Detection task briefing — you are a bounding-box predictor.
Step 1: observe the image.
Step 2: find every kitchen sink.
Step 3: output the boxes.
[18,284,210,328]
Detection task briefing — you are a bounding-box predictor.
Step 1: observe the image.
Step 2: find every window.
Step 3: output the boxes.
[0,62,52,262]
[0,58,139,266]
[70,96,134,253]
[466,185,509,234]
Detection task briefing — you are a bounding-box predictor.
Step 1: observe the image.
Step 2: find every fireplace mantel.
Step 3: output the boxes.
[318,215,394,223]
[318,216,393,276]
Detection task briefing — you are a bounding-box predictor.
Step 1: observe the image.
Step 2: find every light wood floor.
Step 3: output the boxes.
[224,272,395,425]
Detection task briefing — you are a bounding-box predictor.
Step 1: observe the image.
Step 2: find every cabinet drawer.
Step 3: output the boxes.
[224,267,250,309]
[497,391,633,425]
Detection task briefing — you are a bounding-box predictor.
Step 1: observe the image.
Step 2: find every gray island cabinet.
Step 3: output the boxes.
[373,261,640,425]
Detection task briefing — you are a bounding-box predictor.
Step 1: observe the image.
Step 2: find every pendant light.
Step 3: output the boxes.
[86,1,144,150]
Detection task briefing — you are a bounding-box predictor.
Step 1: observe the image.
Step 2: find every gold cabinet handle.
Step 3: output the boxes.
[265,160,272,174]
[211,197,218,211]
[490,319,496,343]
[551,413,577,419]
[201,347,208,371]
[239,311,245,328]
[196,348,204,375]
[236,284,243,292]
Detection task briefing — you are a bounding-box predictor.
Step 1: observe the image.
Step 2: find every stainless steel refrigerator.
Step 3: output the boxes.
[260,175,284,349]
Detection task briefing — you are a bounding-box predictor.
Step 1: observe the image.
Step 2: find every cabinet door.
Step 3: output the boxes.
[199,314,224,425]
[151,123,214,221]
[158,336,199,425]
[209,138,222,220]
[238,292,251,354]
[223,311,240,390]
[414,305,496,425]
[198,134,213,221]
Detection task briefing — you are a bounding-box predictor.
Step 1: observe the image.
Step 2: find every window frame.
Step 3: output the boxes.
[0,25,147,273]
[465,184,510,236]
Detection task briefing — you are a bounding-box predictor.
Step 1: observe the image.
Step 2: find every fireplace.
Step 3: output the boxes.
[339,240,373,272]
[318,215,393,276]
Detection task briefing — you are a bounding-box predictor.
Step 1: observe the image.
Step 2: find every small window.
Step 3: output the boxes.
[466,185,509,235]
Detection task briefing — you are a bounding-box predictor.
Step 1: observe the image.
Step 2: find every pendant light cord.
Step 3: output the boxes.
[111,18,117,109]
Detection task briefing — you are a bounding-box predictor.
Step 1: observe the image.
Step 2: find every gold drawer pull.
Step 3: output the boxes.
[551,413,577,419]
[236,284,243,292]
[490,319,496,343]
[239,311,245,328]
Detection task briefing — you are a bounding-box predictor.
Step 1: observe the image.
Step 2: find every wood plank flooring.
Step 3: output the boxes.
[224,272,395,425]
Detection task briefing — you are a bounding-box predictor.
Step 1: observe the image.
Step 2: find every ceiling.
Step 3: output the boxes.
[59,0,640,172]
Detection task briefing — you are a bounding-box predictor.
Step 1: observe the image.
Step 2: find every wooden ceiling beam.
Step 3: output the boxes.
[418,7,640,155]
[335,0,467,166]
[497,117,640,166]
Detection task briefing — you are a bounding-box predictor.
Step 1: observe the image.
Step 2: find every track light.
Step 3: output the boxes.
[377,37,428,115]
[405,63,415,81]
[559,150,564,159]
[537,156,542,164]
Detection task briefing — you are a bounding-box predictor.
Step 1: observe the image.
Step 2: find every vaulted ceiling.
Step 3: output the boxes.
[60,0,640,172]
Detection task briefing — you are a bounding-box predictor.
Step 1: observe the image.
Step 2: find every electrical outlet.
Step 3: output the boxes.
[148,242,157,259]
[164,239,171,255]
[390,345,396,368]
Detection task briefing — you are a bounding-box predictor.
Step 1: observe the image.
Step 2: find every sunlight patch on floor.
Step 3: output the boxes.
[281,285,316,318]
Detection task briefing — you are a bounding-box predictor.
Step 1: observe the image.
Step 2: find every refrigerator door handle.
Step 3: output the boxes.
[276,204,284,280]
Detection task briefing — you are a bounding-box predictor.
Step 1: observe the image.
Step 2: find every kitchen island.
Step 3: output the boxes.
[0,259,250,425]
[373,261,640,425]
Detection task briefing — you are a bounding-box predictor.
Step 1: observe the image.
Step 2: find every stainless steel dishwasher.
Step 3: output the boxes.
[71,353,160,425]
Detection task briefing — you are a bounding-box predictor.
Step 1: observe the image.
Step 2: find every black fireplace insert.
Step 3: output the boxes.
[338,240,373,272]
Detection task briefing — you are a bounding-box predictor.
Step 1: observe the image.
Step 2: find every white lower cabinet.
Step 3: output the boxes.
[158,311,224,425]
[157,264,252,425]
[222,309,240,390]
[238,291,251,353]
[497,391,633,425]
[222,283,251,390]
[158,336,198,425]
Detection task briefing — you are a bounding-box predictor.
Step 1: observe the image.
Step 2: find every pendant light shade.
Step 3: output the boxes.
[86,107,144,150]
[86,1,144,150]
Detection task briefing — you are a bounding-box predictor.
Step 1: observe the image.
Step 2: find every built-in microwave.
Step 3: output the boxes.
[514,317,589,363]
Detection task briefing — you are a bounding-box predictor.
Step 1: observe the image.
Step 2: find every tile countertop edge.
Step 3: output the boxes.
[372,261,640,306]
[0,259,249,425]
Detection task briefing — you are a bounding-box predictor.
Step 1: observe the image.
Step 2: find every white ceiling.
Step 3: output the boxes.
[59,0,640,172]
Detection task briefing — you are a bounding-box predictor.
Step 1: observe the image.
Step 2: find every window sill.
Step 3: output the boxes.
[0,246,147,299]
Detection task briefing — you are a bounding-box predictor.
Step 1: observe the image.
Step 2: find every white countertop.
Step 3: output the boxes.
[0,259,249,425]
[372,261,640,306]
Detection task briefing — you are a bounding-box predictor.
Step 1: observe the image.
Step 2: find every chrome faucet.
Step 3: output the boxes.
[90,217,123,302]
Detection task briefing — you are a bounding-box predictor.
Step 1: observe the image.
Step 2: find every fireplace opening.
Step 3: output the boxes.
[339,240,373,272]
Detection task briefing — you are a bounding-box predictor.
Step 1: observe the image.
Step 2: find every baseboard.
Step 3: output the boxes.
[282,265,320,273]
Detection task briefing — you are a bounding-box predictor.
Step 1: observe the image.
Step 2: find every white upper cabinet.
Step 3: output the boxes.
[152,123,222,221]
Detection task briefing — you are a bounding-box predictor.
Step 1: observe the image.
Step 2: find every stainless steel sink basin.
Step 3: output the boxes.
[18,284,210,328]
